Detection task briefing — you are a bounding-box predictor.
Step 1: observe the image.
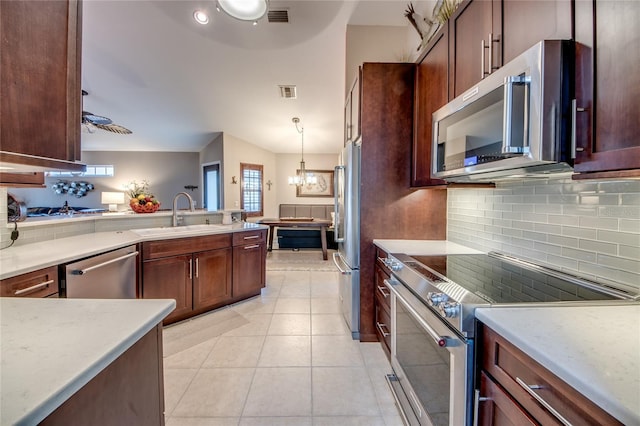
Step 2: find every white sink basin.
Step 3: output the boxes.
[131,224,233,238]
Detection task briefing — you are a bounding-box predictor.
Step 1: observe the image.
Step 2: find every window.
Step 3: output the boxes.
[240,163,263,217]
[46,165,114,178]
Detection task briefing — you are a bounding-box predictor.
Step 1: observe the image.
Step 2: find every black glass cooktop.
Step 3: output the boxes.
[408,253,628,304]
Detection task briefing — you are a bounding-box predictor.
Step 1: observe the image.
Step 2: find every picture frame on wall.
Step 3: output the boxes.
[296,170,334,197]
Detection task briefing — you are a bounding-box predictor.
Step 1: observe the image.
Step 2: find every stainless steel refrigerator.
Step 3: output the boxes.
[333,138,360,339]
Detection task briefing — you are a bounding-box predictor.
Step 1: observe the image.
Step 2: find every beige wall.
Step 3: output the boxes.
[222,133,278,218]
[345,25,412,95]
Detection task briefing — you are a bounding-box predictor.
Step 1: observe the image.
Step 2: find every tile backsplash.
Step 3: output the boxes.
[447,178,640,293]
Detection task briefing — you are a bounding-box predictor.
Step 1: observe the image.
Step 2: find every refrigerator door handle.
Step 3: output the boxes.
[332,252,352,275]
[334,165,345,243]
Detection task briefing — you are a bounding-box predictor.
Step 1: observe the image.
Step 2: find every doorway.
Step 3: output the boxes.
[203,162,221,210]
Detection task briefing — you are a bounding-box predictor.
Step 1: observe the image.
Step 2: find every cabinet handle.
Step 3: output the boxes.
[243,244,260,250]
[195,257,199,278]
[482,33,500,78]
[515,377,573,426]
[243,235,260,240]
[490,33,501,74]
[481,38,487,79]
[14,279,55,296]
[377,285,389,298]
[571,99,587,158]
[189,258,193,279]
[376,321,390,337]
[71,251,138,275]
[472,389,490,426]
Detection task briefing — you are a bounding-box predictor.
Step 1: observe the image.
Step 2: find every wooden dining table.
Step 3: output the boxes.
[257,218,333,260]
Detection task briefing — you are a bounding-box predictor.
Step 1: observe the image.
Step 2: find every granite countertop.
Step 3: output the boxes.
[476,305,640,425]
[373,239,484,255]
[0,298,176,425]
[0,222,268,280]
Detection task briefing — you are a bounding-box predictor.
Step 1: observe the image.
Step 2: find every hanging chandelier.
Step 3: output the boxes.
[288,117,317,186]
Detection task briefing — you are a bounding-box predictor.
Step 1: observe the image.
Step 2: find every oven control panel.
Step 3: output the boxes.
[439,302,460,318]
[427,292,460,318]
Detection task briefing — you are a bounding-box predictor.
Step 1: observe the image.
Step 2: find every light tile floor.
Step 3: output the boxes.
[163,250,403,426]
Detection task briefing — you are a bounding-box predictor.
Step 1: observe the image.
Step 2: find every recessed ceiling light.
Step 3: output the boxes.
[193,10,209,25]
[217,0,268,22]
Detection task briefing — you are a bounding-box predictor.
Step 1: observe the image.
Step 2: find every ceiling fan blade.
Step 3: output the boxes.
[94,123,133,134]
[82,111,113,125]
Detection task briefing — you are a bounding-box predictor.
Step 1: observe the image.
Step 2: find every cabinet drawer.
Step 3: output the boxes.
[1,266,58,297]
[143,234,231,260]
[232,230,266,246]
[481,325,622,425]
[477,371,537,425]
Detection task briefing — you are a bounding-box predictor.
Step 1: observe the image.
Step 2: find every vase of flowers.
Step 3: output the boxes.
[126,180,160,213]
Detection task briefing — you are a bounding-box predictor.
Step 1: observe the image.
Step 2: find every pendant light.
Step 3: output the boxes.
[288,117,317,186]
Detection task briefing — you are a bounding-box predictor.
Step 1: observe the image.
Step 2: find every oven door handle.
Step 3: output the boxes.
[384,279,453,348]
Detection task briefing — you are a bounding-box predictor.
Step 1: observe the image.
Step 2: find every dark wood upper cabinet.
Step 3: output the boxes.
[501,1,572,65]
[449,0,572,99]
[449,0,494,98]
[0,0,84,172]
[573,0,640,178]
[412,24,449,187]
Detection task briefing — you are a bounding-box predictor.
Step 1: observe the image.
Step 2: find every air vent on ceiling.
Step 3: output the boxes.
[279,85,297,99]
[268,9,289,23]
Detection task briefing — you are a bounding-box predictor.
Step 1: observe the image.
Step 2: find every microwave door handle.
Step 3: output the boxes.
[502,76,531,155]
[333,165,345,243]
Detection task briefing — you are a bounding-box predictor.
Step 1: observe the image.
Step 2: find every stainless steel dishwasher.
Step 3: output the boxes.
[62,245,138,298]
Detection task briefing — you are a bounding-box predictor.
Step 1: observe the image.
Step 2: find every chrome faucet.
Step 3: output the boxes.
[172,192,195,227]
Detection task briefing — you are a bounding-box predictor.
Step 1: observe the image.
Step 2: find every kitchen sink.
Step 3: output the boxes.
[130,224,234,238]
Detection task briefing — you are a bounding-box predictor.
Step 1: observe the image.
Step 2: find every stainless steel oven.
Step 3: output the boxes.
[381,252,636,426]
[384,275,473,426]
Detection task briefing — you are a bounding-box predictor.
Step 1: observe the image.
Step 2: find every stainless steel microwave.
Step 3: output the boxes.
[432,40,575,182]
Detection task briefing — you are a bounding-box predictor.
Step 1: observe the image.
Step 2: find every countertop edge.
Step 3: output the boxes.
[372,239,484,255]
[13,299,176,426]
[0,224,268,280]
[475,306,640,425]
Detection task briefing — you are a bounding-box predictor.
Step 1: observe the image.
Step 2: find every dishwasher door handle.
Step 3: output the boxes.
[71,251,139,275]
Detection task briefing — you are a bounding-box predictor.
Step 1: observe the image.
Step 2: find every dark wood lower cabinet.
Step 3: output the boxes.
[232,242,266,299]
[0,266,58,298]
[41,324,165,425]
[193,247,233,310]
[143,255,193,323]
[478,371,537,426]
[477,323,623,426]
[141,231,265,324]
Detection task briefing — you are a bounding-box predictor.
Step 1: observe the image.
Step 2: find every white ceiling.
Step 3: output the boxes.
[80,0,427,155]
